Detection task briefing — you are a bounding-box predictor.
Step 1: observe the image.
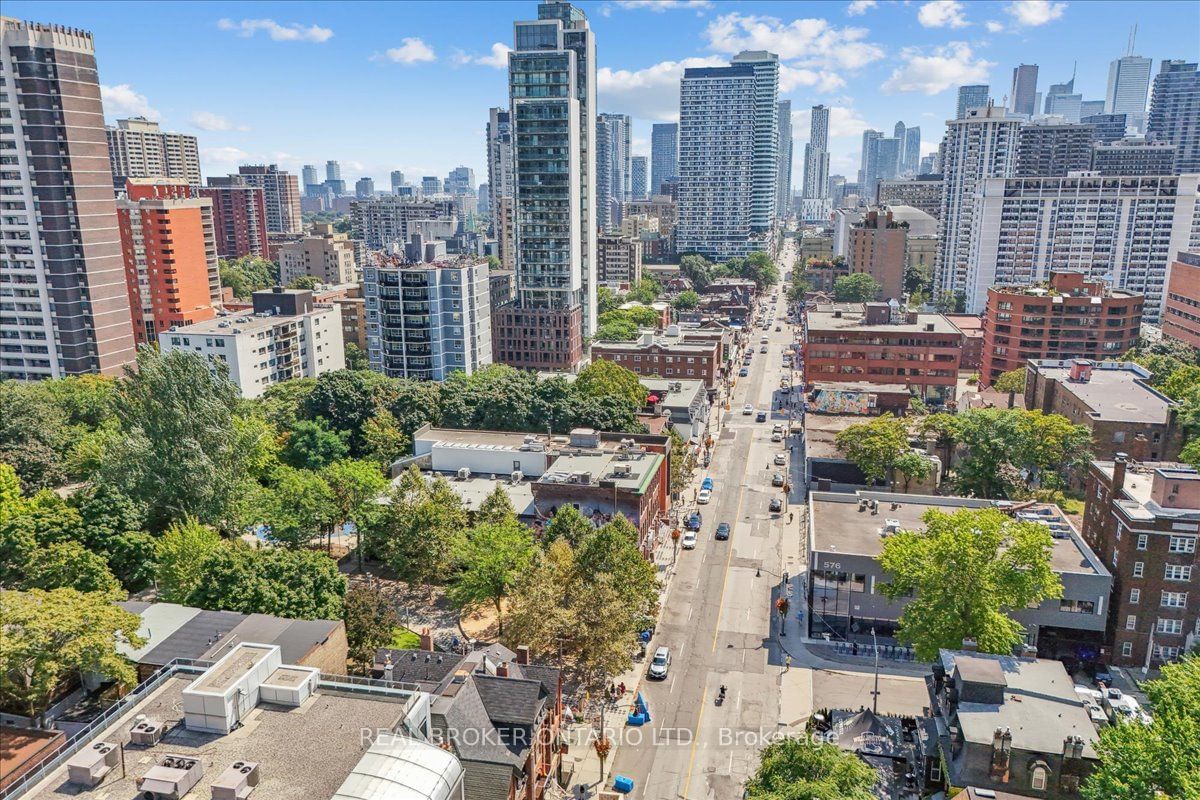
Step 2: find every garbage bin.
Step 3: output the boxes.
[613,775,635,793]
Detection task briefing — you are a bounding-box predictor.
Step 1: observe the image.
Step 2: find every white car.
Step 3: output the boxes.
[681,531,697,549]
[774,453,787,466]
[771,432,783,442]
[648,646,671,679]
[697,488,712,504]
[760,336,769,344]
[742,403,754,415]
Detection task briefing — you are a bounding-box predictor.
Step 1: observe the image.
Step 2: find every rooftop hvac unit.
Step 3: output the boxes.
[136,754,204,800]
[457,467,471,480]
[510,470,523,484]
[883,518,901,535]
[130,716,166,746]
[211,761,261,800]
[66,741,119,787]
[612,464,632,477]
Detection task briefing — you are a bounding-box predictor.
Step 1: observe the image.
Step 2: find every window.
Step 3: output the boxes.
[1121,641,1133,657]
[930,762,941,782]
[1129,588,1140,604]
[1157,618,1183,635]
[1169,536,1197,553]
[1156,645,1181,660]
[1059,599,1096,614]
[1031,766,1048,791]
[1133,561,1144,578]
[1165,564,1192,582]
[1126,614,1137,630]
[1162,591,1188,608]
[1136,534,1148,550]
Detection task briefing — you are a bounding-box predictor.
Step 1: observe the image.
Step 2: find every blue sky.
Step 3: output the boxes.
[9,0,1198,187]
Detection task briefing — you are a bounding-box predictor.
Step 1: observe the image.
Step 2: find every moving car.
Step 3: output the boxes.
[742,404,754,415]
[774,453,787,466]
[760,336,769,344]
[686,511,702,531]
[771,431,783,442]
[648,646,671,679]
[772,473,785,486]
[697,488,712,504]
[756,411,768,422]
[760,345,768,353]
[772,424,784,433]
[775,326,781,332]
[769,498,783,513]
[701,477,714,490]
[681,531,697,550]
[739,367,749,377]
[715,522,731,540]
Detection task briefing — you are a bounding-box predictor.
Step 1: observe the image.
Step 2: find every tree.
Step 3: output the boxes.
[833,272,882,302]
[185,545,347,620]
[593,319,639,342]
[746,737,876,800]
[362,467,467,585]
[303,370,390,453]
[947,408,1091,497]
[541,504,595,549]
[668,430,697,497]
[100,348,247,532]
[23,542,122,594]
[878,507,1063,660]
[259,378,318,433]
[576,515,658,623]
[0,462,25,524]
[679,254,714,290]
[739,251,780,289]
[575,359,646,408]
[282,419,350,470]
[1082,656,1200,800]
[893,451,934,493]
[322,459,388,569]
[671,290,700,311]
[992,367,1026,407]
[219,256,278,298]
[477,484,517,526]
[625,277,661,304]
[597,286,620,314]
[0,588,144,720]
[834,414,911,486]
[155,519,224,603]
[361,410,410,467]
[448,519,536,634]
[0,382,67,492]
[343,583,400,673]
[262,466,336,549]
[287,274,321,290]
[344,342,370,371]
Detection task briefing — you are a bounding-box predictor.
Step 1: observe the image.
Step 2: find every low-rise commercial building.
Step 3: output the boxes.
[640,377,710,442]
[158,288,345,398]
[1083,457,1200,667]
[803,302,962,404]
[277,223,359,286]
[1162,251,1200,348]
[1025,359,1183,462]
[981,271,1144,385]
[592,329,721,390]
[807,491,1112,658]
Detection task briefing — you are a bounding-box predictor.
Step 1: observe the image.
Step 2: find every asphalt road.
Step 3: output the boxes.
[608,239,805,799]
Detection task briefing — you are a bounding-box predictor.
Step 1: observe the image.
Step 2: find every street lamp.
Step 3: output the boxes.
[871,628,881,714]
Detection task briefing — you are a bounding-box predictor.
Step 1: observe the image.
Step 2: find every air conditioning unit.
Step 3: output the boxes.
[612,464,632,477]
[67,741,119,787]
[136,754,204,800]
[456,467,471,480]
[510,470,523,484]
[130,716,165,746]
[211,761,261,800]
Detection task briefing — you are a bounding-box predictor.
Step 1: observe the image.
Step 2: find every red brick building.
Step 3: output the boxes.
[1162,251,1200,348]
[847,210,907,301]
[197,183,269,260]
[591,331,721,389]
[117,180,219,344]
[945,314,984,371]
[1082,457,1200,667]
[492,305,584,371]
[981,271,1143,386]
[802,302,963,404]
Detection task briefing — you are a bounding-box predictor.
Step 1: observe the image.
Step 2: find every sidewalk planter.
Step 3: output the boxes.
[613,775,635,793]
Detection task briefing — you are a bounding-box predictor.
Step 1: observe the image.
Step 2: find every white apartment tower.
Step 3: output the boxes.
[106,117,201,186]
[934,105,1022,307]
[802,104,830,200]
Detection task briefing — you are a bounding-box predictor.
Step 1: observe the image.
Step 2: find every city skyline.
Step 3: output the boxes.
[5,0,1197,189]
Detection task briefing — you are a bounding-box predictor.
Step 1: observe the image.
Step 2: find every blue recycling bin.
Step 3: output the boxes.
[626,712,646,726]
[613,775,635,793]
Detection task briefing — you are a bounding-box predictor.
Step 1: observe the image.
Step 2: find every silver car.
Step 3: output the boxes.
[648,646,671,679]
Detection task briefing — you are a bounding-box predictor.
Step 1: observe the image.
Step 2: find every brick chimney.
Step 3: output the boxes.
[419,627,434,651]
[496,661,509,678]
[516,645,530,665]
[961,637,979,652]
[1129,434,1150,462]
[1112,452,1128,495]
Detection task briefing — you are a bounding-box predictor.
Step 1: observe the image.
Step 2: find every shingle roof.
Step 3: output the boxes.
[473,674,546,727]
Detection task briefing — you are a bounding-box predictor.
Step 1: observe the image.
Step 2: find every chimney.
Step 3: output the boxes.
[496,661,509,678]
[1112,452,1128,495]
[419,627,434,651]
[1068,359,1093,382]
[516,645,530,665]
[1129,433,1150,462]
[961,637,979,652]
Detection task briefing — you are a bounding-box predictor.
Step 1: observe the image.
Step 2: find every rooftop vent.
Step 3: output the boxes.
[137,754,204,800]
[457,467,471,481]
[510,470,523,484]
[211,761,261,800]
[66,742,119,788]
[130,716,166,746]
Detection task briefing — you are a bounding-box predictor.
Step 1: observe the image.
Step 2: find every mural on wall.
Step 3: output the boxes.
[811,389,875,415]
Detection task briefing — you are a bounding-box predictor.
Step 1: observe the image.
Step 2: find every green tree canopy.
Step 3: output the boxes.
[575,359,646,408]
[22,541,122,595]
[834,414,911,486]
[679,254,714,290]
[344,342,370,371]
[362,466,467,585]
[219,256,278,299]
[992,367,1027,395]
[185,544,347,620]
[155,519,224,603]
[541,504,595,549]
[746,737,877,800]
[878,507,1063,660]
[833,272,882,302]
[282,418,350,470]
[671,290,700,310]
[287,275,321,290]
[262,466,335,549]
[477,484,517,526]
[448,519,536,633]
[343,583,400,673]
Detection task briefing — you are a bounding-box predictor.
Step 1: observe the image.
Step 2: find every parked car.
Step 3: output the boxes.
[686,512,702,531]
[756,411,768,422]
[742,404,754,415]
[1093,665,1114,686]
[772,473,785,486]
[648,646,671,679]
[769,498,783,513]
[771,432,783,442]
[697,488,712,504]
[681,531,697,550]
[760,345,768,353]
[772,424,784,433]
[739,367,749,377]
[775,326,781,332]
[715,522,731,540]
[774,453,787,466]
[701,477,714,490]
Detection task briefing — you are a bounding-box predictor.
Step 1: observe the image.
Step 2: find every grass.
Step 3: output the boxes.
[388,627,421,649]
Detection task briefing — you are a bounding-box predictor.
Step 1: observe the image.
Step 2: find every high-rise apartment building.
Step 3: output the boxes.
[775,100,793,214]
[858,129,882,190]
[596,235,643,288]
[847,210,907,301]
[224,165,301,234]
[968,174,1200,318]
[650,122,678,196]
[868,137,900,198]
[877,177,944,219]
[631,155,648,201]
[326,161,341,182]
[351,197,458,250]
[956,84,990,119]
[1092,139,1178,175]
[1080,100,1107,118]
[802,104,830,200]
[355,177,374,199]
[364,255,492,380]
[1010,64,1039,117]
[491,0,596,370]
[596,112,631,231]
[934,105,1022,306]
[902,126,921,177]
[1147,60,1200,174]
[390,170,406,194]
[1015,121,1096,176]
[1106,54,1153,132]
[278,223,358,287]
[486,108,514,200]
[198,181,268,260]
[116,180,219,344]
[445,166,475,196]
[302,164,318,187]
[1043,75,1083,122]
[105,117,200,186]
[421,176,442,196]
[0,18,136,379]
[1082,112,1131,144]
[677,51,779,260]
[1162,251,1200,349]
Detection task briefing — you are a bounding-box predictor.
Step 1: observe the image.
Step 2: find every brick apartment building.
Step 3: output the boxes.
[1083,456,1200,667]
[981,271,1143,386]
[1026,359,1184,462]
[1162,251,1200,348]
[197,182,268,260]
[802,302,963,404]
[591,329,721,390]
[116,179,219,344]
[847,209,907,301]
[596,234,643,289]
[492,305,584,371]
[946,314,984,371]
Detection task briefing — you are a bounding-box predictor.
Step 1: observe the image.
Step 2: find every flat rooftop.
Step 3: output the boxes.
[411,473,536,517]
[540,449,662,493]
[809,491,1105,574]
[23,675,412,800]
[1092,460,1200,522]
[1032,360,1174,424]
[807,306,959,335]
[193,644,273,693]
[165,306,334,337]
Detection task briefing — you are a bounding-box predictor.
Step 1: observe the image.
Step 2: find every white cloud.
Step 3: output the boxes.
[373,38,436,65]
[455,42,510,69]
[917,1,969,28]
[792,105,870,140]
[189,111,248,132]
[846,0,877,15]
[216,18,332,43]
[1005,0,1067,26]
[100,84,160,121]
[881,42,994,95]
[613,1,712,10]
[597,56,725,120]
[985,19,1006,32]
[200,146,252,167]
[704,12,885,70]
[780,65,846,94]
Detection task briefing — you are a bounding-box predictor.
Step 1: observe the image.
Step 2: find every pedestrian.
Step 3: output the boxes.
[619,681,626,696]
[785,654,792,672]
